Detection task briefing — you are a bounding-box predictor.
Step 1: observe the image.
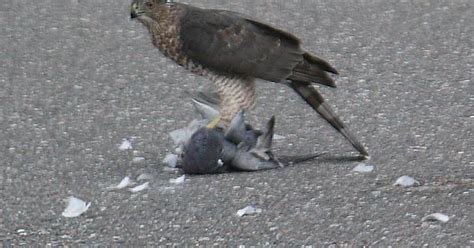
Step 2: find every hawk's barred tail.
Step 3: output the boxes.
[288,81,369,156]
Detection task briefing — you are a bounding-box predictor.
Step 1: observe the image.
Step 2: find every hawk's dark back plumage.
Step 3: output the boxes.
[131,0,368,156]
[180,7,303,82]
[179,6,338,87]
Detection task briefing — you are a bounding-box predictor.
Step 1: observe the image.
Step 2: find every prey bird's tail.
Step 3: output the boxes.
[288,80,369,156]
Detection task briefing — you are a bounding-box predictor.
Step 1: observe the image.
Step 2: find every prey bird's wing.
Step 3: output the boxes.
[254,116,275,151]
[250,116,276,161]
[193,91,221,106]
[187,90,221,120]
[224,110,247,145]
[191,98,220,121]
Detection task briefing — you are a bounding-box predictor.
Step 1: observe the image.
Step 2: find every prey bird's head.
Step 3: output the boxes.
[130,0,172,19]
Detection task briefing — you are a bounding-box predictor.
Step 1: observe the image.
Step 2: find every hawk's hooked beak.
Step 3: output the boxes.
[130,3,142,19]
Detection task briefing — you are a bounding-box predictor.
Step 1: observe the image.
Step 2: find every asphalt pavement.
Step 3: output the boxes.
[1,0,473,246]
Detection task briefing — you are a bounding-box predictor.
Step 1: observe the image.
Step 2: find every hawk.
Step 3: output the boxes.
[130,0,368,156]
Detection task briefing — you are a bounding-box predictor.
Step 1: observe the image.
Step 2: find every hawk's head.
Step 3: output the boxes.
[130,0,173,19]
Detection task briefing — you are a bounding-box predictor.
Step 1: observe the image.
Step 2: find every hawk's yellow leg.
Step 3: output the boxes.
[206,116,221,128]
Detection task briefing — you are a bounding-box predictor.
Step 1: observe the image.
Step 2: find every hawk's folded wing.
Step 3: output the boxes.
[179,7,304,82]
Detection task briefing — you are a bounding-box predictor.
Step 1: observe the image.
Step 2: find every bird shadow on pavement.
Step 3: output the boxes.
[212,152,366,175]
[314,153,367,163]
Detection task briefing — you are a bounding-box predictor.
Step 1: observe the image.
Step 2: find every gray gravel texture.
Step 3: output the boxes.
[1,0,473,246]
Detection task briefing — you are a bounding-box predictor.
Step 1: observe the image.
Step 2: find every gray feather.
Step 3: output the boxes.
[191,98,220,120]
[224,110,247,144]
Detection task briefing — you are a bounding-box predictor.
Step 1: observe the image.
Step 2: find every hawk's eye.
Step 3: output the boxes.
[145,1,154,8]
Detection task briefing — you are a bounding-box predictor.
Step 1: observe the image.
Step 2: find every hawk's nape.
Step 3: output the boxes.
[130,0,368,156]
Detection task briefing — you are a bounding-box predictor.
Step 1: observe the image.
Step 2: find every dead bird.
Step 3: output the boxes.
[181,111,283,174]
[169,93,325,174]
